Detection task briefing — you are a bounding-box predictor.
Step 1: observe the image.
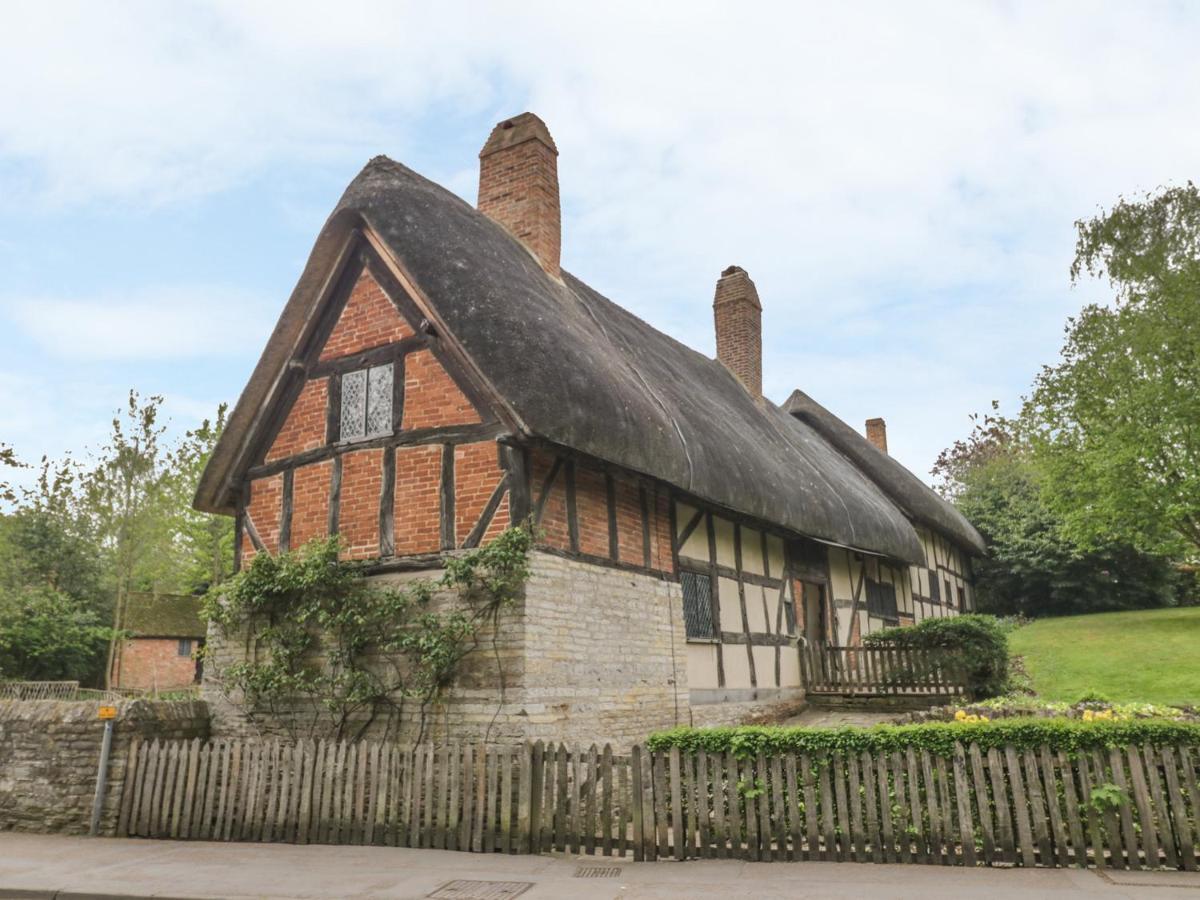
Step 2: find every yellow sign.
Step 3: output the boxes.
[97,706,118,720]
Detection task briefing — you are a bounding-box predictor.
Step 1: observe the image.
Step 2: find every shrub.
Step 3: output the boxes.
[864,614,1009,699]
[645,719,1200,759]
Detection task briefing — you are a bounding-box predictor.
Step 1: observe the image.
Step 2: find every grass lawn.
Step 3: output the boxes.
[1007,607,1200,706]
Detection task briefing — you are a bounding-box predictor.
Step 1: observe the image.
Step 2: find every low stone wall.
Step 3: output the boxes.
[0,698,208,835]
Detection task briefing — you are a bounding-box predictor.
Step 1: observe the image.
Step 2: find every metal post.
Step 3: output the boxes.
[89,719,115,836]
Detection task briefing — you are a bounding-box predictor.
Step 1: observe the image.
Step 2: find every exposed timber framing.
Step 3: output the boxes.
[328,455,343,535]
[279,468,294,553]
[439,443,455,550]
[378,448,396,558]
[463,475,509,550]
[246,423,506,479]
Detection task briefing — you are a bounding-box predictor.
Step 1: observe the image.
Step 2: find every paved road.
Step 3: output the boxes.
[2,833,1199,899]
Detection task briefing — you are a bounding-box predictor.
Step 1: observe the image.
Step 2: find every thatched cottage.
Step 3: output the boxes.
[195,113,984,745]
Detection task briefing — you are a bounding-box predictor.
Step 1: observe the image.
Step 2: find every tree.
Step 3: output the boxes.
[934,410,1179,617]
[0,442,23,505]
[164,405,234,594]
[81,392,179,688]
[0,457,106,618]
[0,585,111,682]
[1024,183,1200,560]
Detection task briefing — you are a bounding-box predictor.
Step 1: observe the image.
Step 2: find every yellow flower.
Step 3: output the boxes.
[955,709,967,720]
[1082,709,1094,721]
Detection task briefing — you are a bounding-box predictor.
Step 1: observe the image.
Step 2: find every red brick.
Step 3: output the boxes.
[242,473,283,564]
[339,449,383,559]
[266,378,327,462]
[454,442,507,545]
[394,445,441,556]
[402,349,481,430]
[291,460,332,548]
[113,638,200,691]
[320,269,415,362]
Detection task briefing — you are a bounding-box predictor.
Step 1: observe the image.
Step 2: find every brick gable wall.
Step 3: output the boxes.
[290,460,332,548]
[320,269,415,362]
[338,448,384,559]
[266,378,328,462]
[402,349,481,430]
[393,445,441,556]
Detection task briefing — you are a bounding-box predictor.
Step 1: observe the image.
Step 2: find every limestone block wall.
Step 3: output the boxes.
[0,699,208,835]
[519,551,688,747]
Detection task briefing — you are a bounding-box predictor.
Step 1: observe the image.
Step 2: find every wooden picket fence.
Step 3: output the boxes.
[800,645,967,697]
[116,737,1200,870]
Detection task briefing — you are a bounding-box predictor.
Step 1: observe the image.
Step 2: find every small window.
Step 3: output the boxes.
[866,580,898,623]
[783,593,797,635]
[680,570,715,640]
[340,363,394,441]
[957,585,966,611]
[177,638,193,657]
[928,573,941,604]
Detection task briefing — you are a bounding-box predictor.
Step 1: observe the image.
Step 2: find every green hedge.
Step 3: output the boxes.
[645,719,1200,758]
[864,614,1009,699]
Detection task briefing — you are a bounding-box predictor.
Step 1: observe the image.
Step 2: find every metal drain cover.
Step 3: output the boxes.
[428,880,533,900]
[575,866,622,878]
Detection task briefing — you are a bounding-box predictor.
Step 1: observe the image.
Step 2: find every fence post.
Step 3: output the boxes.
[88,714,116,835]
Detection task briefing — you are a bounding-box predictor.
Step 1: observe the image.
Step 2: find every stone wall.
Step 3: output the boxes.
[519,551,688,747]
[204,550,689,749]
[0,699,208,835]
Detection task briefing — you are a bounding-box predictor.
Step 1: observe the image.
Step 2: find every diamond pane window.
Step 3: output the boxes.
[366,363,394,436]
[680,570,715,640]
[339,363,394,442]
[340,369,368,441]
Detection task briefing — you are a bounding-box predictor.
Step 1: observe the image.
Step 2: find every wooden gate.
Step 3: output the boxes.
[800,644,967,698]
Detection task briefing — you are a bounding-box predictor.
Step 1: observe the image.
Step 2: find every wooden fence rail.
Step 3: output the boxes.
[800,645,967,697]
[117,738,1200,870]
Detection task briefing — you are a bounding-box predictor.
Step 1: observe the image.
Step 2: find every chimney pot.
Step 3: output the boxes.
[865,417,888,454]
[478,112,561,278]
[713,266,763,398]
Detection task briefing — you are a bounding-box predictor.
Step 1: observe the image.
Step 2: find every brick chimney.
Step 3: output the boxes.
[713,265,762,397]
[865,417,888,454]
[478,113,561,278]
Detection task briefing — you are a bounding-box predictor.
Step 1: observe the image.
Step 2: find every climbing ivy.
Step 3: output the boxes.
[201,525,533,742]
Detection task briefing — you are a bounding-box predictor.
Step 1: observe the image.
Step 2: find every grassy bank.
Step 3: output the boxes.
[1007,607,1200,706]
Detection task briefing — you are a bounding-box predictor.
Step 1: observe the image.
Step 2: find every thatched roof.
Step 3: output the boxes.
[123,592,205,639]
[783,390,986,555]
[196,157,980,566]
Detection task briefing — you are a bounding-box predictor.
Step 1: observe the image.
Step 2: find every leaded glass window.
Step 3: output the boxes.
[680,570,715,640]
[339,363,394,442]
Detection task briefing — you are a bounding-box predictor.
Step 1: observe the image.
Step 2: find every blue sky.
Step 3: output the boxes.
[2,2,1199,494]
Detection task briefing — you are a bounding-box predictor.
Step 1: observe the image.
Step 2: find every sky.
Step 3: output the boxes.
[2,1,1198,495]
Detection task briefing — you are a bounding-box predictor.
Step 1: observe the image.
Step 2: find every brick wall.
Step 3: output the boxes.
[394,445,441,555]
[0,699,208,835]
[454,442,507,546]
[266,378,328,462]
[338,448,383,559]
[320,269,415,362]
[290,460,332,548]
[113,638,199,692]
[242,473,282,563]
[402,349,481,430]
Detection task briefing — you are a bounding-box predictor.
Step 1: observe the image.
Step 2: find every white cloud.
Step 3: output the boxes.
[1,1,1198,480]
[5,288,274,360]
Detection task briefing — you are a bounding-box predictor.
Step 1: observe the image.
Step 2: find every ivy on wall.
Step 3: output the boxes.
[201,526,533,742]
